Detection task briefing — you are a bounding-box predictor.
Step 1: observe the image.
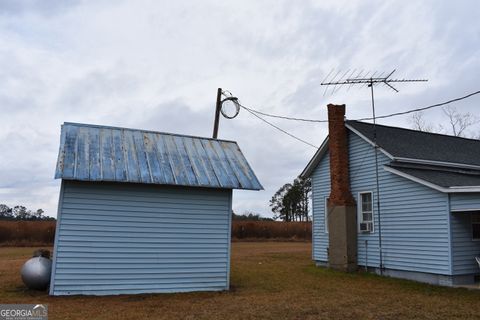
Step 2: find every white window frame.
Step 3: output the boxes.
[358,191,374,233]
[471,212,480,241]
[324,196,329,234]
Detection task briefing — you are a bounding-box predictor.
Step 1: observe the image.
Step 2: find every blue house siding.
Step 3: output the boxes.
[450,193,480,212]
[312,132,451,275]
[50,180,232,296]
[311,151,330,263]
[451,212,480,275]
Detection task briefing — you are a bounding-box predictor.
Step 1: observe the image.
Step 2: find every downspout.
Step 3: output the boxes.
[446,193,453,276]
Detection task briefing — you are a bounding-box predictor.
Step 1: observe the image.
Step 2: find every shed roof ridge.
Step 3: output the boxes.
[63,122,238,144]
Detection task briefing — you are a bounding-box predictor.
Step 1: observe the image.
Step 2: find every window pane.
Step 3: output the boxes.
[472,212,480,223]
[473,223,480,240]
[363,212,372,222]
[361,193,372,212]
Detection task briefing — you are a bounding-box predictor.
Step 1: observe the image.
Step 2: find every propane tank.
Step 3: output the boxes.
[21,250,52,290]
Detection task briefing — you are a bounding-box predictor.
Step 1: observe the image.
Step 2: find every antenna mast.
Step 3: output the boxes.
[320,69,428,274]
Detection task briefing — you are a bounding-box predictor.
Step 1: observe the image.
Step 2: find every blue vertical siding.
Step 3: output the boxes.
[312,132,451,274]
[451,212,480,274]
[50,181,232,296]
[450,193,480,212]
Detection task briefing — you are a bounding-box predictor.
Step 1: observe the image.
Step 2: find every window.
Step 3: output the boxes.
[359,192,374,232]
[472,212,480,240]
[324,197,329,233]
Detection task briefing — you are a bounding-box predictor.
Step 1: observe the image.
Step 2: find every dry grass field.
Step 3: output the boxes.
[2,242,480,319]
[0,221,311,246]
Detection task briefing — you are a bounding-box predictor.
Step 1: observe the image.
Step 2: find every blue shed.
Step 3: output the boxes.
[302,105,480,286]
[50,122,262,296]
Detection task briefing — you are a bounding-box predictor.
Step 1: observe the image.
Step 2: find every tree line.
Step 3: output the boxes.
[270,177,311,222]
[0,204,55,221]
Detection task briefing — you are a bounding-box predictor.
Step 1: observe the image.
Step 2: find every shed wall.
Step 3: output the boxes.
[312,132,451,275]
[50,180,232,295]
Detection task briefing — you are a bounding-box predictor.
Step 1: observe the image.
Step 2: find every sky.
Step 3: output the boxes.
[0,0,479,218]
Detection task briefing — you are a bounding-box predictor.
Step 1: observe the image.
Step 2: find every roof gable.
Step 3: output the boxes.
[55,122,263,190]
[301,120,480,192]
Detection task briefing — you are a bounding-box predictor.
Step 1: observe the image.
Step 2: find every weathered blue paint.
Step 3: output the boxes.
[55,123,263,191]
[50,181,233,296]
[311,132,458,278]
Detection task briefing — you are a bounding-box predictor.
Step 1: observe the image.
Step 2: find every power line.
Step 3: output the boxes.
[240,104,328,123]
[240,104,319,149]
[358,90,480,121]
[231,89,480,150]
[237,90,480,123]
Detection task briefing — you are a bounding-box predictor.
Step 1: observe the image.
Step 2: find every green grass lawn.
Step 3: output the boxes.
[1,243,480,319]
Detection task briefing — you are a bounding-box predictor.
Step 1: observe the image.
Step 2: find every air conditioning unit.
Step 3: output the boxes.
[359,222,373,233]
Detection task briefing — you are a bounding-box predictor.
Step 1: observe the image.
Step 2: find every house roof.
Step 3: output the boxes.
[346,120,480,168]
[55,122,263,190]
[301,120,480,192]
[384,162,480,192]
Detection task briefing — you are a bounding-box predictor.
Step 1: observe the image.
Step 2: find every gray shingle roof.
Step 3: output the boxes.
[55,123,263,190]
[387,162,480,188]
[346,120,480,167]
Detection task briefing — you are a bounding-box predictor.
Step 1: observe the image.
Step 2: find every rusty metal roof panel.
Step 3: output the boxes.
[55,123,263,190]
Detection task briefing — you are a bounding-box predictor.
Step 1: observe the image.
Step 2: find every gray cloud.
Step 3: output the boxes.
[0,0,479,218]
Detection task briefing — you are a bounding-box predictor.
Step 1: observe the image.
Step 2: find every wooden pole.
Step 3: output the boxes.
[212,88,222,139]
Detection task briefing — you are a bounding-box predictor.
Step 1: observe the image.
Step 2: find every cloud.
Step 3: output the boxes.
[0,0,479,218]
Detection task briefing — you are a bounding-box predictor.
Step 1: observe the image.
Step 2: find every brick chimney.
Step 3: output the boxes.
[326,104,357,272]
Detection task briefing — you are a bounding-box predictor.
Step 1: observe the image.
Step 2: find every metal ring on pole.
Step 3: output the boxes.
[220,97,240,119]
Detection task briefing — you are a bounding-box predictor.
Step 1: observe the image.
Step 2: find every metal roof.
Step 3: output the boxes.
[55,122,263,190]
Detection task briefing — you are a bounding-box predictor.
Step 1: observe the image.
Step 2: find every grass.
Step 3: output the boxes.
[2,243,480,319]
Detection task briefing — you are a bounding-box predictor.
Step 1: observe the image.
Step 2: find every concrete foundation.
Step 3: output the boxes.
[327,204,357,272]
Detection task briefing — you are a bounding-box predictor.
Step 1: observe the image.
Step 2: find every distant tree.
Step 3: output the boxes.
[13,206,30,220]
[34,209,44,219]
[410,107,479,138]
[0,204,13,219]
[0,204,54,221]
[270,177,311,222]
[232,211,273,221]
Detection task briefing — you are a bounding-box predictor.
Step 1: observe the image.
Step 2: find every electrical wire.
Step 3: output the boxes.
[232,90,480,150]
[241,106,319,149]
[237,90,480,123]
[358,90,480,121]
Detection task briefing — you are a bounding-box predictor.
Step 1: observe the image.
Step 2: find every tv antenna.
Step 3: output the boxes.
[320,69,428,274]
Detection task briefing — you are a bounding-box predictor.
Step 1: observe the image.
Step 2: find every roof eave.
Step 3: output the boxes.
[300,136,329,179]
[383,165,480,193]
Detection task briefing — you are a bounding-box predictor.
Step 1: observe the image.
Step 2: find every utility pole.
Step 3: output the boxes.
[212,88,222,139]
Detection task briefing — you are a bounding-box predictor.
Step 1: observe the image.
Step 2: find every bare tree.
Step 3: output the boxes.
[442,105,479,137]
[410,112,436,132]
[410,106,479,138]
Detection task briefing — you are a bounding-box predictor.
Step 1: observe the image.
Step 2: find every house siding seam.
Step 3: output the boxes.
[312,132,451,275]
[51,180,231,296]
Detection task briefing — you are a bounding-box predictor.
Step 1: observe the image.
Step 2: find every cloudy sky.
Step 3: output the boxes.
[1,0,479,218]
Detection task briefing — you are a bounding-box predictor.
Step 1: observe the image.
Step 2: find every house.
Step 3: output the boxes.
[301,104,480,286]
[50,122,262,295]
